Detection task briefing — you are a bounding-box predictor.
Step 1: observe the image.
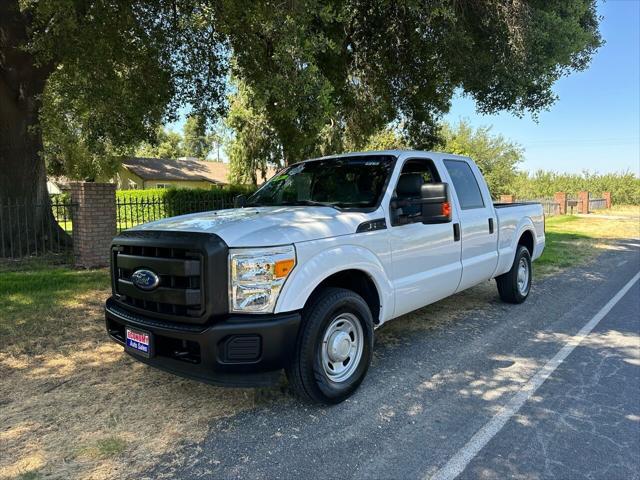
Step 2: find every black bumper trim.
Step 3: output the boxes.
[105,299,301,387]
[106,298,205,332]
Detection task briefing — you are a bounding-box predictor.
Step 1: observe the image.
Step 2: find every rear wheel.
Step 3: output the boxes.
[286,287,374,404]
[496,245,532,304]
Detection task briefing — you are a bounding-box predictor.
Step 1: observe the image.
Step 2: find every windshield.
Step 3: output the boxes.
[247,155,395,209]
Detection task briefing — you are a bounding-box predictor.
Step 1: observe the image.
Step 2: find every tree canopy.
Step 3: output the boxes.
[222,0,601,167]
[2,0,602,193]
[134,115,221,161]
[438,120,524,197]
[183,115,220,160]
[135,127,185,161]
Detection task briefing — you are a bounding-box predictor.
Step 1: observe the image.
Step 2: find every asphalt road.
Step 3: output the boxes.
[147,240,640,480]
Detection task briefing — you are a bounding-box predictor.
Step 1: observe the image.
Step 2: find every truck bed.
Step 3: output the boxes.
[493,202,541,208]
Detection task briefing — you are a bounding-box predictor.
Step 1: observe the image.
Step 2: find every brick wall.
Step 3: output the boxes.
[70,182,116,268]
[577,191,589,214]
[603,192,612,208]
[554,192,567,215]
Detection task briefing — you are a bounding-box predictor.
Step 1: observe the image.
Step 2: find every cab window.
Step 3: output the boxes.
[443,160,485,210]
[391,158,440,226]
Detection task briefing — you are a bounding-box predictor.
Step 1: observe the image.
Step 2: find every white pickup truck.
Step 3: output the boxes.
[105,151,545,404]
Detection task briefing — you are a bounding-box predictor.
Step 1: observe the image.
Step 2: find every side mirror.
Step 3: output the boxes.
[234,194,247,208]
[420,182,452,224]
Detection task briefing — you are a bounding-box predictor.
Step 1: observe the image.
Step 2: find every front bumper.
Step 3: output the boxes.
[105,297,301,387]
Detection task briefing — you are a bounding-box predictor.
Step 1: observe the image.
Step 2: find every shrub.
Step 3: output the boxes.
[115,185,258,226]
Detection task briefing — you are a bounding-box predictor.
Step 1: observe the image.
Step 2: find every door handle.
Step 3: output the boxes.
[453,223,461,242]
[488,218,494,234]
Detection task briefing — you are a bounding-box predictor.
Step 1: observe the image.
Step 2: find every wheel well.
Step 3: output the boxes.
[306,269,381,324]
[518,230,534,255]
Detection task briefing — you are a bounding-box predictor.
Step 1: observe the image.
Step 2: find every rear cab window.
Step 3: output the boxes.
[443,160,485,210]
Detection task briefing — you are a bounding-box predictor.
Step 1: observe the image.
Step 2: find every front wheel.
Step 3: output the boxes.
[285,287,374,404]
[496,245,532,304]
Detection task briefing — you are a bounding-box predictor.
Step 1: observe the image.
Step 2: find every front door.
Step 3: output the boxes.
[388,158,463,317]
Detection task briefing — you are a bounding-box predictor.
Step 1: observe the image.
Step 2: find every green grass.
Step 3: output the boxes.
[0,261,109,352]
[75,436,128,460]
[535,229,593,274]
[535,212,639,275]
[95,437,128,457]
[17,472,43,480]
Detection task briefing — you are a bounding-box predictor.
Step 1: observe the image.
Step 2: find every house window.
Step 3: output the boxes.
[156,183,171,189]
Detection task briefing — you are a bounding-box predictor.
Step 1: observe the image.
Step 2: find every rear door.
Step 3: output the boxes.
[442,159,498,291]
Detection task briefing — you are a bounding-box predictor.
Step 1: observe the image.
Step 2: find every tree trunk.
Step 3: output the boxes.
[0,0,69,257]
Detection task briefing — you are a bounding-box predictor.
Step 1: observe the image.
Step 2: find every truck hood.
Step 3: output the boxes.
[131,206,372,247]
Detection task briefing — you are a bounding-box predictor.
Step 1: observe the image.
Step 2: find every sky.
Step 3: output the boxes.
[445,0,640,175]
[169,1,640,175]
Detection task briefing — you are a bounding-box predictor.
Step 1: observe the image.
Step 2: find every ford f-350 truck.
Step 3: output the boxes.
[105,151,545,404]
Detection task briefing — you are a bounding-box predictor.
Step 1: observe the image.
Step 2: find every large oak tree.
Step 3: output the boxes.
[1,0,601,254]
[1,0,227,253]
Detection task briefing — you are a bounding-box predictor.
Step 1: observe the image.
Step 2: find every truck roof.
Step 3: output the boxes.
[305,150,471,162]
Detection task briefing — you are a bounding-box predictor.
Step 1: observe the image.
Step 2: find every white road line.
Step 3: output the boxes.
[429,271,640,480]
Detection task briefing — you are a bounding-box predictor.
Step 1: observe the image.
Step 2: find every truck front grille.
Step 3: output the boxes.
[112,244,205,320]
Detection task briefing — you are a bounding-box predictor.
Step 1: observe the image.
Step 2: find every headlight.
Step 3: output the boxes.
[229,245,296,313]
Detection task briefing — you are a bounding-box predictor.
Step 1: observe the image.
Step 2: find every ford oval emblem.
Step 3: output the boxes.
[131,269,160,291]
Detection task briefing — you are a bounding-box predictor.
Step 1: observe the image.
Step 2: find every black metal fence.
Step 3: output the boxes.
[0,197,76,259]
[115,193,234,232]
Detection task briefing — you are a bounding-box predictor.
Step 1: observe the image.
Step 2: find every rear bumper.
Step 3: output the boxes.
[105,297,301,387]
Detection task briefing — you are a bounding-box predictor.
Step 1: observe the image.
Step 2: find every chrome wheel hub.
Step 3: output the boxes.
[517,257,530,295]
[328,331,352,362]
[321,313,364,383]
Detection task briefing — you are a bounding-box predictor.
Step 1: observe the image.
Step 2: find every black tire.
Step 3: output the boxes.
[285,287,374,404]
[496,245,532,304]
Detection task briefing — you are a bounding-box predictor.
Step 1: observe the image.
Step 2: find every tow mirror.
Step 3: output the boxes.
[420,182,452,224]
[234,194,247,208]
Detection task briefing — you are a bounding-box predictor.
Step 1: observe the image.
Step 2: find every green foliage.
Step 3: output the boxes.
[227,81,283,185]
[116,185,257,224]
[13,0,602,183]
[25,0,228,180]
[42,84,127,181]
[363,128,409,152]
[511,170,640,204]
[437,120,523,197]
[182,115,220,160]
[162,187,233,216]
[222,0,601,164]
[135,117,225,161]
[134,127,185,160]
[116,189,169,225]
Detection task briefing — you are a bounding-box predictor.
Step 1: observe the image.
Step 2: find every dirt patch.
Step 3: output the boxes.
[0,281,283,480]
[375,280,499,349]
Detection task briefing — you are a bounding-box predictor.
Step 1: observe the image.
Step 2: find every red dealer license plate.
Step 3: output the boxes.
[125,327,153,358]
